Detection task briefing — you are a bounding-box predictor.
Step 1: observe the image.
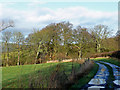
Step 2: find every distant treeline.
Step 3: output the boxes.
[2,21,119,66]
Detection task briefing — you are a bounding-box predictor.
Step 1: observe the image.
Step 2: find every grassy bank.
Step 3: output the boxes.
[2,62,80,88]
[70,63,99,88]
[93,58,120,66]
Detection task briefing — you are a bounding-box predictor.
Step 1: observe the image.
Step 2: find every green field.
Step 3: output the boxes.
[3,58,119,88]
[2,62,81,88]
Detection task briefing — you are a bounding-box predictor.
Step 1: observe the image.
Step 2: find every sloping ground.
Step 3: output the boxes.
[2,63,59,88]
[2,62,81,88]
[70,63,99,88]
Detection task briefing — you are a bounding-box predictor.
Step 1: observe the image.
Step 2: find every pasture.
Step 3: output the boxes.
[2,61,81,88]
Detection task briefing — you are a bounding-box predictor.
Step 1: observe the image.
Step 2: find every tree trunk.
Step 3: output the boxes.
[17,51,20,65]
[97,43,101,53]
[96,39,101,53]
[34,47,37,64]
[50,53,52,60]
[7,52,9,66]
[66,52,68,56]
[98,44,101,52]
[53,45,57,60]
[78,50,82,59]
[6,43,9,67]
[34,58,37,64]
[6,54,9,67]
[17,43,20,65]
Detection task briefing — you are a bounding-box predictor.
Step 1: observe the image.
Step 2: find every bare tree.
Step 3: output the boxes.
[0,20,14,32]
[13,32,24,65]
[91,25,111,53]
[2,31,12,66]
[73,26,91,59]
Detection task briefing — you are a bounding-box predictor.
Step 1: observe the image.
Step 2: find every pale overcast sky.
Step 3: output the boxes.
[0,1,118,37]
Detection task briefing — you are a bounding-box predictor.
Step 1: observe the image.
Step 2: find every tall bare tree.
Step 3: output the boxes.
[73,26,91,59]
[13,32,24,65]
[91,25,111,53]
[2,31,12,66]
[59,22,73,57]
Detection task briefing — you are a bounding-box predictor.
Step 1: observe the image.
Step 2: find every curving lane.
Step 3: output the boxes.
[83,62,109,89]
[99,61,120,88]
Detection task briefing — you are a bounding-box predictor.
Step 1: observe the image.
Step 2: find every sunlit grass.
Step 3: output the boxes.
[2,61,80,88]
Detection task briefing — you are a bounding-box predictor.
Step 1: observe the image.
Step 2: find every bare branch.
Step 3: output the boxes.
[0,20,14,32]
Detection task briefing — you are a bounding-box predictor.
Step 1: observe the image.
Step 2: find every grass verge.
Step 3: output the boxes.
[70,63,99,88]
[93,58,120,66]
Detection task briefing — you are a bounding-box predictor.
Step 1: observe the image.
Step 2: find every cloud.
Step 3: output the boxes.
[27,1,47,6]
[0,3,118,35]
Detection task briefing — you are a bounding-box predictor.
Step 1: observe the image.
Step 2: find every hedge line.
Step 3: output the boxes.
[90,51,120,59]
